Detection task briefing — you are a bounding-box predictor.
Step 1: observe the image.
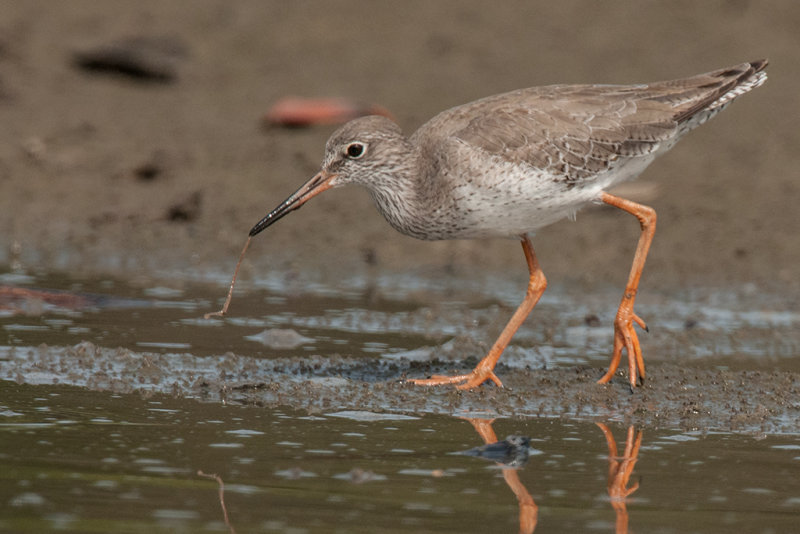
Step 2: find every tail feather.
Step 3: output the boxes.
[673,59,768,123]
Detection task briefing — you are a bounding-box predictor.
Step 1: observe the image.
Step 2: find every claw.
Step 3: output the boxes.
[457,369,503,390]
[408,374,469,387]
[597,305,647,388]
[408,367,504,390]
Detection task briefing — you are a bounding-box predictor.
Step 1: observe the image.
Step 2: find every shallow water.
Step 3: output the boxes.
[1,270,800,531]
[2,271,797,373]
[3,382,800,533]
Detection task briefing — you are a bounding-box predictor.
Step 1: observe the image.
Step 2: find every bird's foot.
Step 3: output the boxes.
[408,365,503,390]
[597,303,647,389]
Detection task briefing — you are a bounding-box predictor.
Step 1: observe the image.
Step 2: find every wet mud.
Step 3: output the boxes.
[3,341,798,435]
[2,276,798,435]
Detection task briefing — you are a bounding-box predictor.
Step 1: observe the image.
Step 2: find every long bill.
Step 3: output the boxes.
[249,171,337,236]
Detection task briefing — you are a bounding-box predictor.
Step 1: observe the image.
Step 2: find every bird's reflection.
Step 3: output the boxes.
[459,418,538,534]
[197,419,643,534]
[457,434,532,468]
[596,423,643,534]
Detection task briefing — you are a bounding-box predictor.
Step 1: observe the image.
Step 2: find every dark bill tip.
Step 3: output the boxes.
[248,171,334,237]
[248,200,293,236]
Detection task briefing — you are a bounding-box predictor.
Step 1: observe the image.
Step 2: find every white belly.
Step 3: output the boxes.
[444,152,657,239]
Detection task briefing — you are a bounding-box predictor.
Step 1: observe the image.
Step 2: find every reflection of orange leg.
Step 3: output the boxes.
[596,192,656,390]
[503,469,538,534]
[464,418,538,534]
[467,418,499,444]
[596,424,643,534]
[411,236,546,390]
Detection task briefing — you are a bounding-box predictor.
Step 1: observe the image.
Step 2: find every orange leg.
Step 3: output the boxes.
[464,419,538,534]
[409,235,546,390]
[596,192,656,390]
[596,423,643,534]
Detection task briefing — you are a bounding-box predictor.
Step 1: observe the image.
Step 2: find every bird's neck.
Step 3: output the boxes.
[364,149,434,240]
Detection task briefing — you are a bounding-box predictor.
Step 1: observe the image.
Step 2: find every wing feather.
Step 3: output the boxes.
[411,60,767,185]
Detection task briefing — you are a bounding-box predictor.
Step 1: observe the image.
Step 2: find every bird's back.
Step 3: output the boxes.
[411,60,767,187]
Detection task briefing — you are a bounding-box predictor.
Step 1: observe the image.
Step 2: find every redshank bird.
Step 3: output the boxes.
[248,60,768,390]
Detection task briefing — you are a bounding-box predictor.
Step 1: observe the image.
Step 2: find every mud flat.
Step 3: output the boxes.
[2,341,797,435]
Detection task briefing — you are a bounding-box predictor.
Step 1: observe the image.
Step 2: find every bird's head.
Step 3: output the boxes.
[249,115,409,237]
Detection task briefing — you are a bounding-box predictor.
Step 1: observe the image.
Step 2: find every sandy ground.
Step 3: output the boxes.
[0,1,797,292]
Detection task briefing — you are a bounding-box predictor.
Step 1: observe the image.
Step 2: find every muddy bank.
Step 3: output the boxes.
[3,342,797,435]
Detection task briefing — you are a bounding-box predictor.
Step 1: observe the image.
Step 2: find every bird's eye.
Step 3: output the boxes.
[346,142,365,159]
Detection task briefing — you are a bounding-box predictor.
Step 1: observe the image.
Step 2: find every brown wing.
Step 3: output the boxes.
[424,60,767,184]
[452,94,676,183]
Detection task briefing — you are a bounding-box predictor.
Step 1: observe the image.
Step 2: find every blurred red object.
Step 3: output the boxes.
[264,97,394,127]
[0,286,92,313]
